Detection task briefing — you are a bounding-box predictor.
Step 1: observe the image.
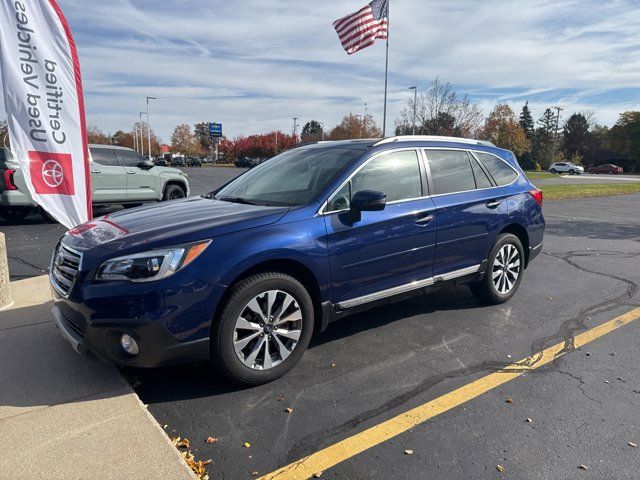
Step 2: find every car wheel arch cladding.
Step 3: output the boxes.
[498,223,530,267]
[163,180,187,195]
[211,258,324,341]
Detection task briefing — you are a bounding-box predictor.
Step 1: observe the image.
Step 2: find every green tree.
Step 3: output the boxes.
[609,111,640,172]
[519,102,534,139]
[533,108,558,169]
[562,113,590,162]
[301,120,323,141]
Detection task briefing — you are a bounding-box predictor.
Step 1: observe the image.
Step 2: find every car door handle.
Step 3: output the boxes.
[126,170,136,174]
[486,200,501,209]
[414,212,434,225]
[90,170,100,174]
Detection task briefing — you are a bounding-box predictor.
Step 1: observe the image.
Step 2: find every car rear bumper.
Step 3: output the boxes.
[0,190,37,207]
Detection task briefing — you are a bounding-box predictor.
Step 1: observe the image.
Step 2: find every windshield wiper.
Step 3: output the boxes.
[215,195,261,206]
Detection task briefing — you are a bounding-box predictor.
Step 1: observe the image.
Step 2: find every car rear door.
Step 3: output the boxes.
[116,149,160,201]
[426,149,510,277]
[324,149,437,305]
[89,147,127,204]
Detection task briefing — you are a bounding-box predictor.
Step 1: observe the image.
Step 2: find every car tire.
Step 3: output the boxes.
[569,169,575,175]
[0,206,31,222]
[39,207,57,223]
[608,171,614,175]
[469,233,525,305]
[163,184,186,201]
[549,169,557,174]
[210,272,315,385]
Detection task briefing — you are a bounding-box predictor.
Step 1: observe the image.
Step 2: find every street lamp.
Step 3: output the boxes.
[319,122,325,141]
[146,96,157,161]
[292,117,299,143]
[408,86,417,135]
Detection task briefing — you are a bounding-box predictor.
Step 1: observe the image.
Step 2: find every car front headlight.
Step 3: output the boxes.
[95,240,211,282]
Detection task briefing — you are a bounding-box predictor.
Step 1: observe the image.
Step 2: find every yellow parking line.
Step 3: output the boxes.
[261,307,640,480]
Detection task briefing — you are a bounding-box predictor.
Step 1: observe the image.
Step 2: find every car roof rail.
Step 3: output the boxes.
[374,135,495,147]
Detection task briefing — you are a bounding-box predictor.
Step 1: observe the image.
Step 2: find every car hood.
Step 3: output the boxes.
[63,196,288,253]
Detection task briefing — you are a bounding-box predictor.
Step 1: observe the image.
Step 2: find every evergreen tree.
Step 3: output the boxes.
[301,120,323,141]
[519,102,534,140]
[562,113,590,162]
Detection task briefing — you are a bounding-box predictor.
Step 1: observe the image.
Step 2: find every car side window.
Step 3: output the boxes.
[351,150,422,203]
[328,182,351,211]
[475,152,518,186]
[118,150,146,167]
[470,156,493,189]
[90,148,119,167]
[427,150,476,195]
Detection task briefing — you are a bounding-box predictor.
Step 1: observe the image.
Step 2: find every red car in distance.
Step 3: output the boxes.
[588,164,624,174]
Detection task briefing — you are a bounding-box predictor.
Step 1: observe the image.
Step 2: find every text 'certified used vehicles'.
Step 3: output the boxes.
[50,136,545,385]
[0,145,189,221]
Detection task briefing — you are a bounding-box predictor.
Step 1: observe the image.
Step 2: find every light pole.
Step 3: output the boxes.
[146,96,157,161]
[292,117,299,143]
[139,111,147,156]
[355,114,362,138]
[319,122,325,141]
[408,86,417,135]
[364,102,368,136]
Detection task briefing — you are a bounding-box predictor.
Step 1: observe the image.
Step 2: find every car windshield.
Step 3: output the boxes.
[212,146,363,206]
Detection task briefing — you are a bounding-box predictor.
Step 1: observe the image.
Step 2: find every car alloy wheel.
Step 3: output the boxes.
[233,290,303,370]
[492,244,521,295]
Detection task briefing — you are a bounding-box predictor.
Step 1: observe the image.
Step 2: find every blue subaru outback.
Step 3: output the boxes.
[51,136,544,385]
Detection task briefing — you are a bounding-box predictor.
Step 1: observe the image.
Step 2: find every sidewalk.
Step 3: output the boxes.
[0,275,194,480]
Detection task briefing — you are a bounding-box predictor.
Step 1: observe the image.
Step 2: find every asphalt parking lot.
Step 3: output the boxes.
[2,168,640,479]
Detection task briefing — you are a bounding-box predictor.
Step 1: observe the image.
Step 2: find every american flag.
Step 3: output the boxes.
[333,0,389,55]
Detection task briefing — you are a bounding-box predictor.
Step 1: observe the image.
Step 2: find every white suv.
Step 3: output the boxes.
[549,162,584,175]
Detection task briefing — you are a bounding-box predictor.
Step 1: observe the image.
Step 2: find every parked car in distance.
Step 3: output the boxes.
[549,162,584,175]
[588,163,623,175]
[235,157,265,168]
[154,156,168,167]
[186,156,202,167]
[51,136,544,385]
[171,155,186,167]
[0,145,189,222]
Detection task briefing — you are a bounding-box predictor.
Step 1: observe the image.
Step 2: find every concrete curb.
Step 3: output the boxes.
[0,232,11,309]
[0,275,195,480]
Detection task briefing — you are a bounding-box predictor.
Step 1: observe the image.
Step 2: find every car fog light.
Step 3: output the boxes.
[120,334,139,356]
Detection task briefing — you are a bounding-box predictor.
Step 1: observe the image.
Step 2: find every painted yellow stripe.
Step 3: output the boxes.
[261,307,640,480]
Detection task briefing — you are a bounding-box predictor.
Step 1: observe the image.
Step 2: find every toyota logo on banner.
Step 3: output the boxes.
[28,151,75,195]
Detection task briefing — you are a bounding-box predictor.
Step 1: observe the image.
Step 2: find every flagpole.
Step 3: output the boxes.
[382,1,389,137]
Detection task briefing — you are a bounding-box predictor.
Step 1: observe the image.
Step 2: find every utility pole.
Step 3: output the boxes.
[133,121,138,152]
[146,96,157,161]
[355,114,362,138]
[550,106,563,165]
[292,117,299,143]
[408,86,417,135]
[364,103,368,136]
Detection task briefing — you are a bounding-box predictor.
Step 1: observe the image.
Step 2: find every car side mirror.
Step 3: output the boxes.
[138,160,154,170]
[348,190,386,222]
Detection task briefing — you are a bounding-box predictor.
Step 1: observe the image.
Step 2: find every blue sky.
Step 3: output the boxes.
[3,0,639,142]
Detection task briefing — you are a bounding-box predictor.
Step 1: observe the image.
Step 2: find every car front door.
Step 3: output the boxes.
[89,147,127,204]
[324,149,437,305]
[426,149,509,277]
[116,150,160,201]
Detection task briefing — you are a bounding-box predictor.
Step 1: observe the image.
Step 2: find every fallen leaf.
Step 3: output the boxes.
[578,464,589,470]
[285,407,294,414]
[313,473,323,478]
[526,418,532,423]
[629,442,637,448]
[244,442,251,448]
[547,297,553,300]
[331,363,336,368]
[251,471,259,476]
[163,424,168,429]
[277,395,284,402]
[205,437,218,444]
[404,449,414,455]
[585,352,591,357]
[505,397,513,404]
[172,436,191,449]
[496,465,505,472]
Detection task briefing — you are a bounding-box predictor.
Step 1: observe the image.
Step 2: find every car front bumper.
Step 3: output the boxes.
[50,272,223,367]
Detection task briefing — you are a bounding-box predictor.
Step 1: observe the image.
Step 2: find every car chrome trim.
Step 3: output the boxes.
[375,136,494,147]
[336,264,481,310]
[49,243,83,298]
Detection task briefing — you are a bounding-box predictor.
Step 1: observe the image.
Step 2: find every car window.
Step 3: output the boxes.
[475,152,518,186]
[427,150,476,195]
[328,182,351,211]
[350,150,422,203]
[118,150,147,167]
[470,156,493,189]
[90,148,119,167]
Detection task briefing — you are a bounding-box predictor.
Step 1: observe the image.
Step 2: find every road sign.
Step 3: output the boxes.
[209,122,222,138]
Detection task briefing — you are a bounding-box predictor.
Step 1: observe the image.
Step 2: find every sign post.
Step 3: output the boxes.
[209,122,222,163]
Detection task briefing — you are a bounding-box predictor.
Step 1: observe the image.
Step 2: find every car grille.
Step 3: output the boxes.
[50,243,82,297]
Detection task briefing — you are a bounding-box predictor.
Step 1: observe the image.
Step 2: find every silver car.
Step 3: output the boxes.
[0,144,189,221]
[549,162,584,175]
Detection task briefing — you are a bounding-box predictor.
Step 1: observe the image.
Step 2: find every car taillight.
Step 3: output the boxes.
[529,188,543,206]
[2,169,17,190]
